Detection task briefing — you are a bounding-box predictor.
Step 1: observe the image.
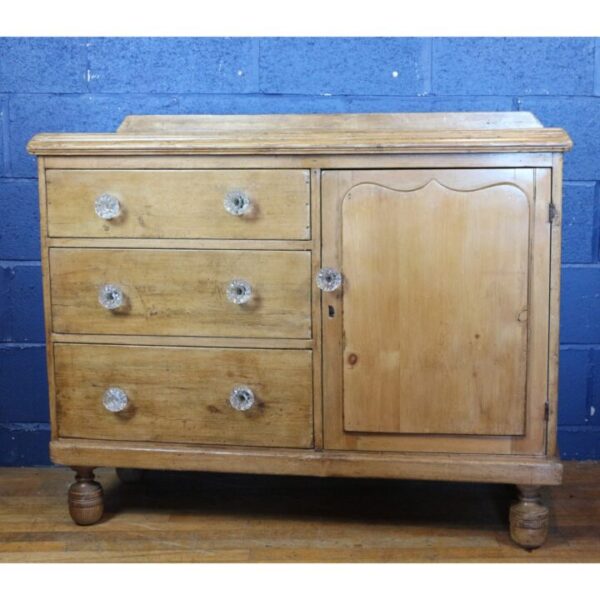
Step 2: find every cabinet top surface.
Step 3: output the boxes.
[28,112,572,156]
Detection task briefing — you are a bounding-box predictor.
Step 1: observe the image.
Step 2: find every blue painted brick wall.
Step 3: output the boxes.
[1,37,599,465]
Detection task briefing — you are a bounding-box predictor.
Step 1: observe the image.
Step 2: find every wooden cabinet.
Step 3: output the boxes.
[28,112,571,548]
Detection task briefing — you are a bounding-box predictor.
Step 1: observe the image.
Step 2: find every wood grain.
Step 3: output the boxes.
[50,248,312,339]
[322,169,551,454]
[28,113,572,156]
[51,333,312,350]
[341,173,530,435]
[54,344,313,448]
[46,169,310,240]
[49,438,562,485]
[42,153,556,171]
[547,156,564,457]
[37,159,59,439]
[309,168,324,449]
[117,112,545,133]
[48,238,312,251]
[27,128,572,156]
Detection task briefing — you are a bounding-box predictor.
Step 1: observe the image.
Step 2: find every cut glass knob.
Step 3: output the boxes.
[224,190,252,216]
[229,386,255,411]
[95,194,121,220]
[98,284,125,310]
[316,268,342,292]
[102,387,129,413]
[226,279,253,304]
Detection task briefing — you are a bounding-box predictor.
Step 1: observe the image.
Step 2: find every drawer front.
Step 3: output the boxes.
[54,344,314,448]
[46,169,311,240]
[50,248,311,338]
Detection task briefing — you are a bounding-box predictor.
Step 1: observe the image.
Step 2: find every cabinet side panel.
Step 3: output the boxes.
[547,157,563,457]
[37,160,57,440]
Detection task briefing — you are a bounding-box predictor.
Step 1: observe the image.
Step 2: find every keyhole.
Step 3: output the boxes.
[328,305,335,318]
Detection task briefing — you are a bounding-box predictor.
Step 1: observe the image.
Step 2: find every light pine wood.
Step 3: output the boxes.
[117,112,545,133]
[341,170,530,436]
[27,128,572,156]
[309,168,324,450]
[48,238,312,250]
[1,463,598,563]
[46,169,310,240]
[36,159,59,439]
[54,344,313,448]
[43,153,556,170]
[322,168,551,454]
[28,112,571,156]
[27,113,571,546]
[50,248,312,338]
[547,155,564,457]
[49,439,562,485]
[51,333,312,349]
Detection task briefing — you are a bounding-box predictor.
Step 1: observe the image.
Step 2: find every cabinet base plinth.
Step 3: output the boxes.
[51,439,563,486]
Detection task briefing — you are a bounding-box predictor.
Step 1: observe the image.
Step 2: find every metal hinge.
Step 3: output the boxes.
[549,202,557,223]
[544,401,550,421]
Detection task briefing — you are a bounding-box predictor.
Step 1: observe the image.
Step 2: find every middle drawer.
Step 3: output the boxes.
[50,248,312,338]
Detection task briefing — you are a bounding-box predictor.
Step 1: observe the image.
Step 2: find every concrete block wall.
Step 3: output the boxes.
[1,37,598,464]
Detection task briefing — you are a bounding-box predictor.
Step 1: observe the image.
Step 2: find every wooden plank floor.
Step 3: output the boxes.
[0,462,598,562]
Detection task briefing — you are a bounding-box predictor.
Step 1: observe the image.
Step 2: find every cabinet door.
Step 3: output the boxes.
[322,169,552,454]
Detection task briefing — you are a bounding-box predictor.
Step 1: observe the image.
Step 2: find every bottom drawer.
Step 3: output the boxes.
[54,344,313,448]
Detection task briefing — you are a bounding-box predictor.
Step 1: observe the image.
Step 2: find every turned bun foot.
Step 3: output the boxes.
[68,467,104,526]
[509,485,549,549]
[116,467,144,484]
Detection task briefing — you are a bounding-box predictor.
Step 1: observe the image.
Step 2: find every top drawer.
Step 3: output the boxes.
[45,169,311,240]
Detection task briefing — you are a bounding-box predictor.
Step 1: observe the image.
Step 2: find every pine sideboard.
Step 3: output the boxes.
[28,112,572,549]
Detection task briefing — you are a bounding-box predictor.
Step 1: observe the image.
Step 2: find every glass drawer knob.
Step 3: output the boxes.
[316,268,342,292]
[226,279,253,304]
[95,194,121,220]
[224,190,252,216]
[102,387,128,413]
[229,386,255,411]
[98,284,125,310]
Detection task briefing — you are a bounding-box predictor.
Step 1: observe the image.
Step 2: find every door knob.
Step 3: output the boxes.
[316,268,342,292]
